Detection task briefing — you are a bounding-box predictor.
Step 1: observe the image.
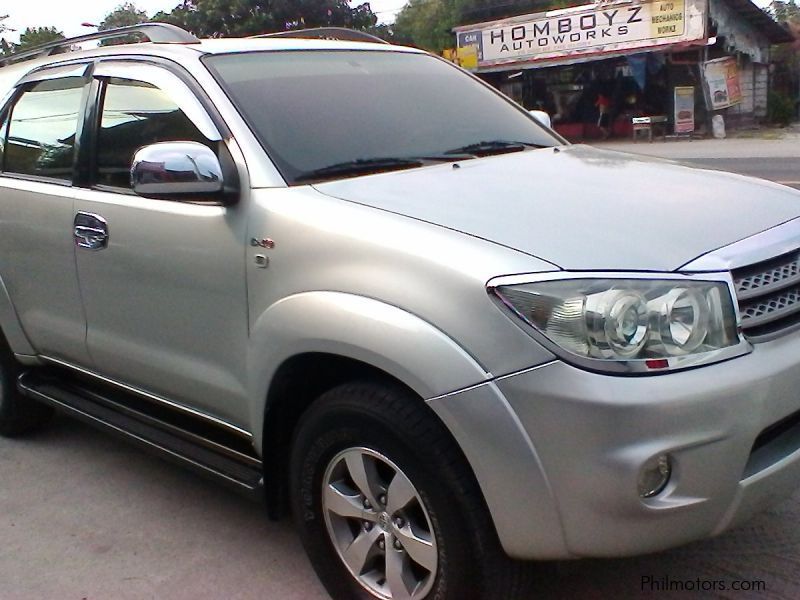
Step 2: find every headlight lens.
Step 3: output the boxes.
[492,277,743,372]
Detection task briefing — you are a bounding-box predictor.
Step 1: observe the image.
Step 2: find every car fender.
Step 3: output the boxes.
[247,291,491,451]
[0,275,35,355]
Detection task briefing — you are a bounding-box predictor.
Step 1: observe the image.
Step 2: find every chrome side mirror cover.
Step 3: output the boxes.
[131,141,227,200]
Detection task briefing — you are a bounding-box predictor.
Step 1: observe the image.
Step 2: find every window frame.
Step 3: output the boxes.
[0,63,94,187]
[86,60,225,195]
[1,54,240,201]
[85,70,223,196]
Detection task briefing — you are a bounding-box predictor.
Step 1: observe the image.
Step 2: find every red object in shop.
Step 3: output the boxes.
[554,120,633,142]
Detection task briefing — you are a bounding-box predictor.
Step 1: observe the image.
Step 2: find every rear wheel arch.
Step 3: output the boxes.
[0,275,35,356]
[0,325,53,437]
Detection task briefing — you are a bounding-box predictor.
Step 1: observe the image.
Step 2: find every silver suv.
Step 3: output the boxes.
[2,23,800,600]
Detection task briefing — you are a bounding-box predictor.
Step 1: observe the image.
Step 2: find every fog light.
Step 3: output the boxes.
[638,454,672,498]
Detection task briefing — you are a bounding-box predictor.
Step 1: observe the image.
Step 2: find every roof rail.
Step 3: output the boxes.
[254,27,389,45]
[0,23,200,67]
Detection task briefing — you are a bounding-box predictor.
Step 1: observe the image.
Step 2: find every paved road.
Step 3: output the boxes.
[597,136,800,190]
[3,414,800,599]
[679,158,800,190]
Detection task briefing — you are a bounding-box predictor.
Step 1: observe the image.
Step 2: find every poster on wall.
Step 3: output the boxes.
[703,57,742,110]
[673,86,695,133]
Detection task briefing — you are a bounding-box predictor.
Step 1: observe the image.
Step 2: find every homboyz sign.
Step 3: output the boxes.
[455,0,707,68]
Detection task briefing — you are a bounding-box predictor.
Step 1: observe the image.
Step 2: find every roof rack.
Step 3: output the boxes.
[0,23,200,67]
[254,27,389,45]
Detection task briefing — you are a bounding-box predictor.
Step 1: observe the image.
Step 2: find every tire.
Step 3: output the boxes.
[0,334,53,437]
[290,380,532,600]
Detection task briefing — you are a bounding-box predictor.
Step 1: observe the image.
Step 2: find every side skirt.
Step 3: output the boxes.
[17,369,264,500]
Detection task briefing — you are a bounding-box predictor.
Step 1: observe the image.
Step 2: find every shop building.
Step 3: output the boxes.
[453,0,793,139]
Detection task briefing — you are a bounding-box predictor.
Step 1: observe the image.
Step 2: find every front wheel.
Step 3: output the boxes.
[290,380,531,600]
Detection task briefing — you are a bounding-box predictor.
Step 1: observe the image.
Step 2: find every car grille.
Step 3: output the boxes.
[732,248,800,339]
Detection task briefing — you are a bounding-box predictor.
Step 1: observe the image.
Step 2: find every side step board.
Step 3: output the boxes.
[17,371,264,500]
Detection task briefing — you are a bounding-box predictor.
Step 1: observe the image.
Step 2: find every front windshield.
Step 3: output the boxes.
[204,50,562,184]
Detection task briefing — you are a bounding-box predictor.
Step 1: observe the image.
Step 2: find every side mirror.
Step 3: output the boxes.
[529,110,552,129]
[131,142,231,202]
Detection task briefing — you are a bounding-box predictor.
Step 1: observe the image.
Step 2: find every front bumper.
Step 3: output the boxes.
[428,331,800,560]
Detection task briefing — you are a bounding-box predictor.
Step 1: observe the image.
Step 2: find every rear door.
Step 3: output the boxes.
[72,60,252,428]
[0,65,92,364]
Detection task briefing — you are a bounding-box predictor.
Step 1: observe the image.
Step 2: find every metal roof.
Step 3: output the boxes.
[721,0,795,44]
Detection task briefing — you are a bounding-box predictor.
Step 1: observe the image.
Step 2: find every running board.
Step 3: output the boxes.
[17,371,264,500]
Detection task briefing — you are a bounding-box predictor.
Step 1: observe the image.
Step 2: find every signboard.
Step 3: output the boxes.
[673,86,695,133]
[703,57,742,110]
[454,0,707,69]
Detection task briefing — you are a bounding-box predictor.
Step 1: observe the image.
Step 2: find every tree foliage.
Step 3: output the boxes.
[771,0,800,22]
[769,1,800,123]
[392,0,578,53]
[153,0,379,38]
[15,27,65,52]
[393,0,465,53]
[99,2,151,45]
[0,15,9,55]
[100,2,150,30]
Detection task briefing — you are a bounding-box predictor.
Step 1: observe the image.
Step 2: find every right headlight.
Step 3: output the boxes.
[489,273,749,373]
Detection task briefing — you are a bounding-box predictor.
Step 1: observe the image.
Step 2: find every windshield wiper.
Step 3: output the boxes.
[443,140,547,157]
[295,157,426,183]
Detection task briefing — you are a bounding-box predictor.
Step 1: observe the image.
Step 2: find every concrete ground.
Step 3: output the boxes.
[592,128,800,189]
[4,415,800,599]
[0,416,325,600]
[595,129,800,160]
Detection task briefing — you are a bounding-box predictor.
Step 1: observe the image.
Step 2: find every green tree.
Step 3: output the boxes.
[153,0,379,38]
[772,0,800,22]
[0,16,10,57]
[393,0,586,53]
[14,26,64,52]
[99,2,151,45]
[393,0,459,52]
[769,1,800,123]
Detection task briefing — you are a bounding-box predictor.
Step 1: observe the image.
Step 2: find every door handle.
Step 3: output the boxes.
[74,212,109,250]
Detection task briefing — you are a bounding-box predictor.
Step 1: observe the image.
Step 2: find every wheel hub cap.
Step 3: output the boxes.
[322,447,438,600]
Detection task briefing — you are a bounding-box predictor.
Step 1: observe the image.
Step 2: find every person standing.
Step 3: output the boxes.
[595,92,611,139]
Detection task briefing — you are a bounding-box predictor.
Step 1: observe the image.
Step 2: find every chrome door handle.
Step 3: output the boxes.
[74,212,109,250]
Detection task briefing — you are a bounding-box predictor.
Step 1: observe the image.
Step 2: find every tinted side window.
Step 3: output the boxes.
[95,78,210,189]
[5,78,85,181]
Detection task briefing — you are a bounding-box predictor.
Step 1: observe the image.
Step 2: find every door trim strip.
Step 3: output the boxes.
[40,355,253,439]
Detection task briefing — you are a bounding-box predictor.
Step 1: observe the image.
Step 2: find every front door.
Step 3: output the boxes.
[73,62,251,428]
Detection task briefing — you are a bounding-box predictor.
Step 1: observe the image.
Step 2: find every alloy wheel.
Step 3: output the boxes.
[322,447,438,600]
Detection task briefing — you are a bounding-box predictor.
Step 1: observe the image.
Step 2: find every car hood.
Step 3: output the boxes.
[313,145,800,272]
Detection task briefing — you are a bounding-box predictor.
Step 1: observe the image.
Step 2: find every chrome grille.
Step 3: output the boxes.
[732,249,800,338]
